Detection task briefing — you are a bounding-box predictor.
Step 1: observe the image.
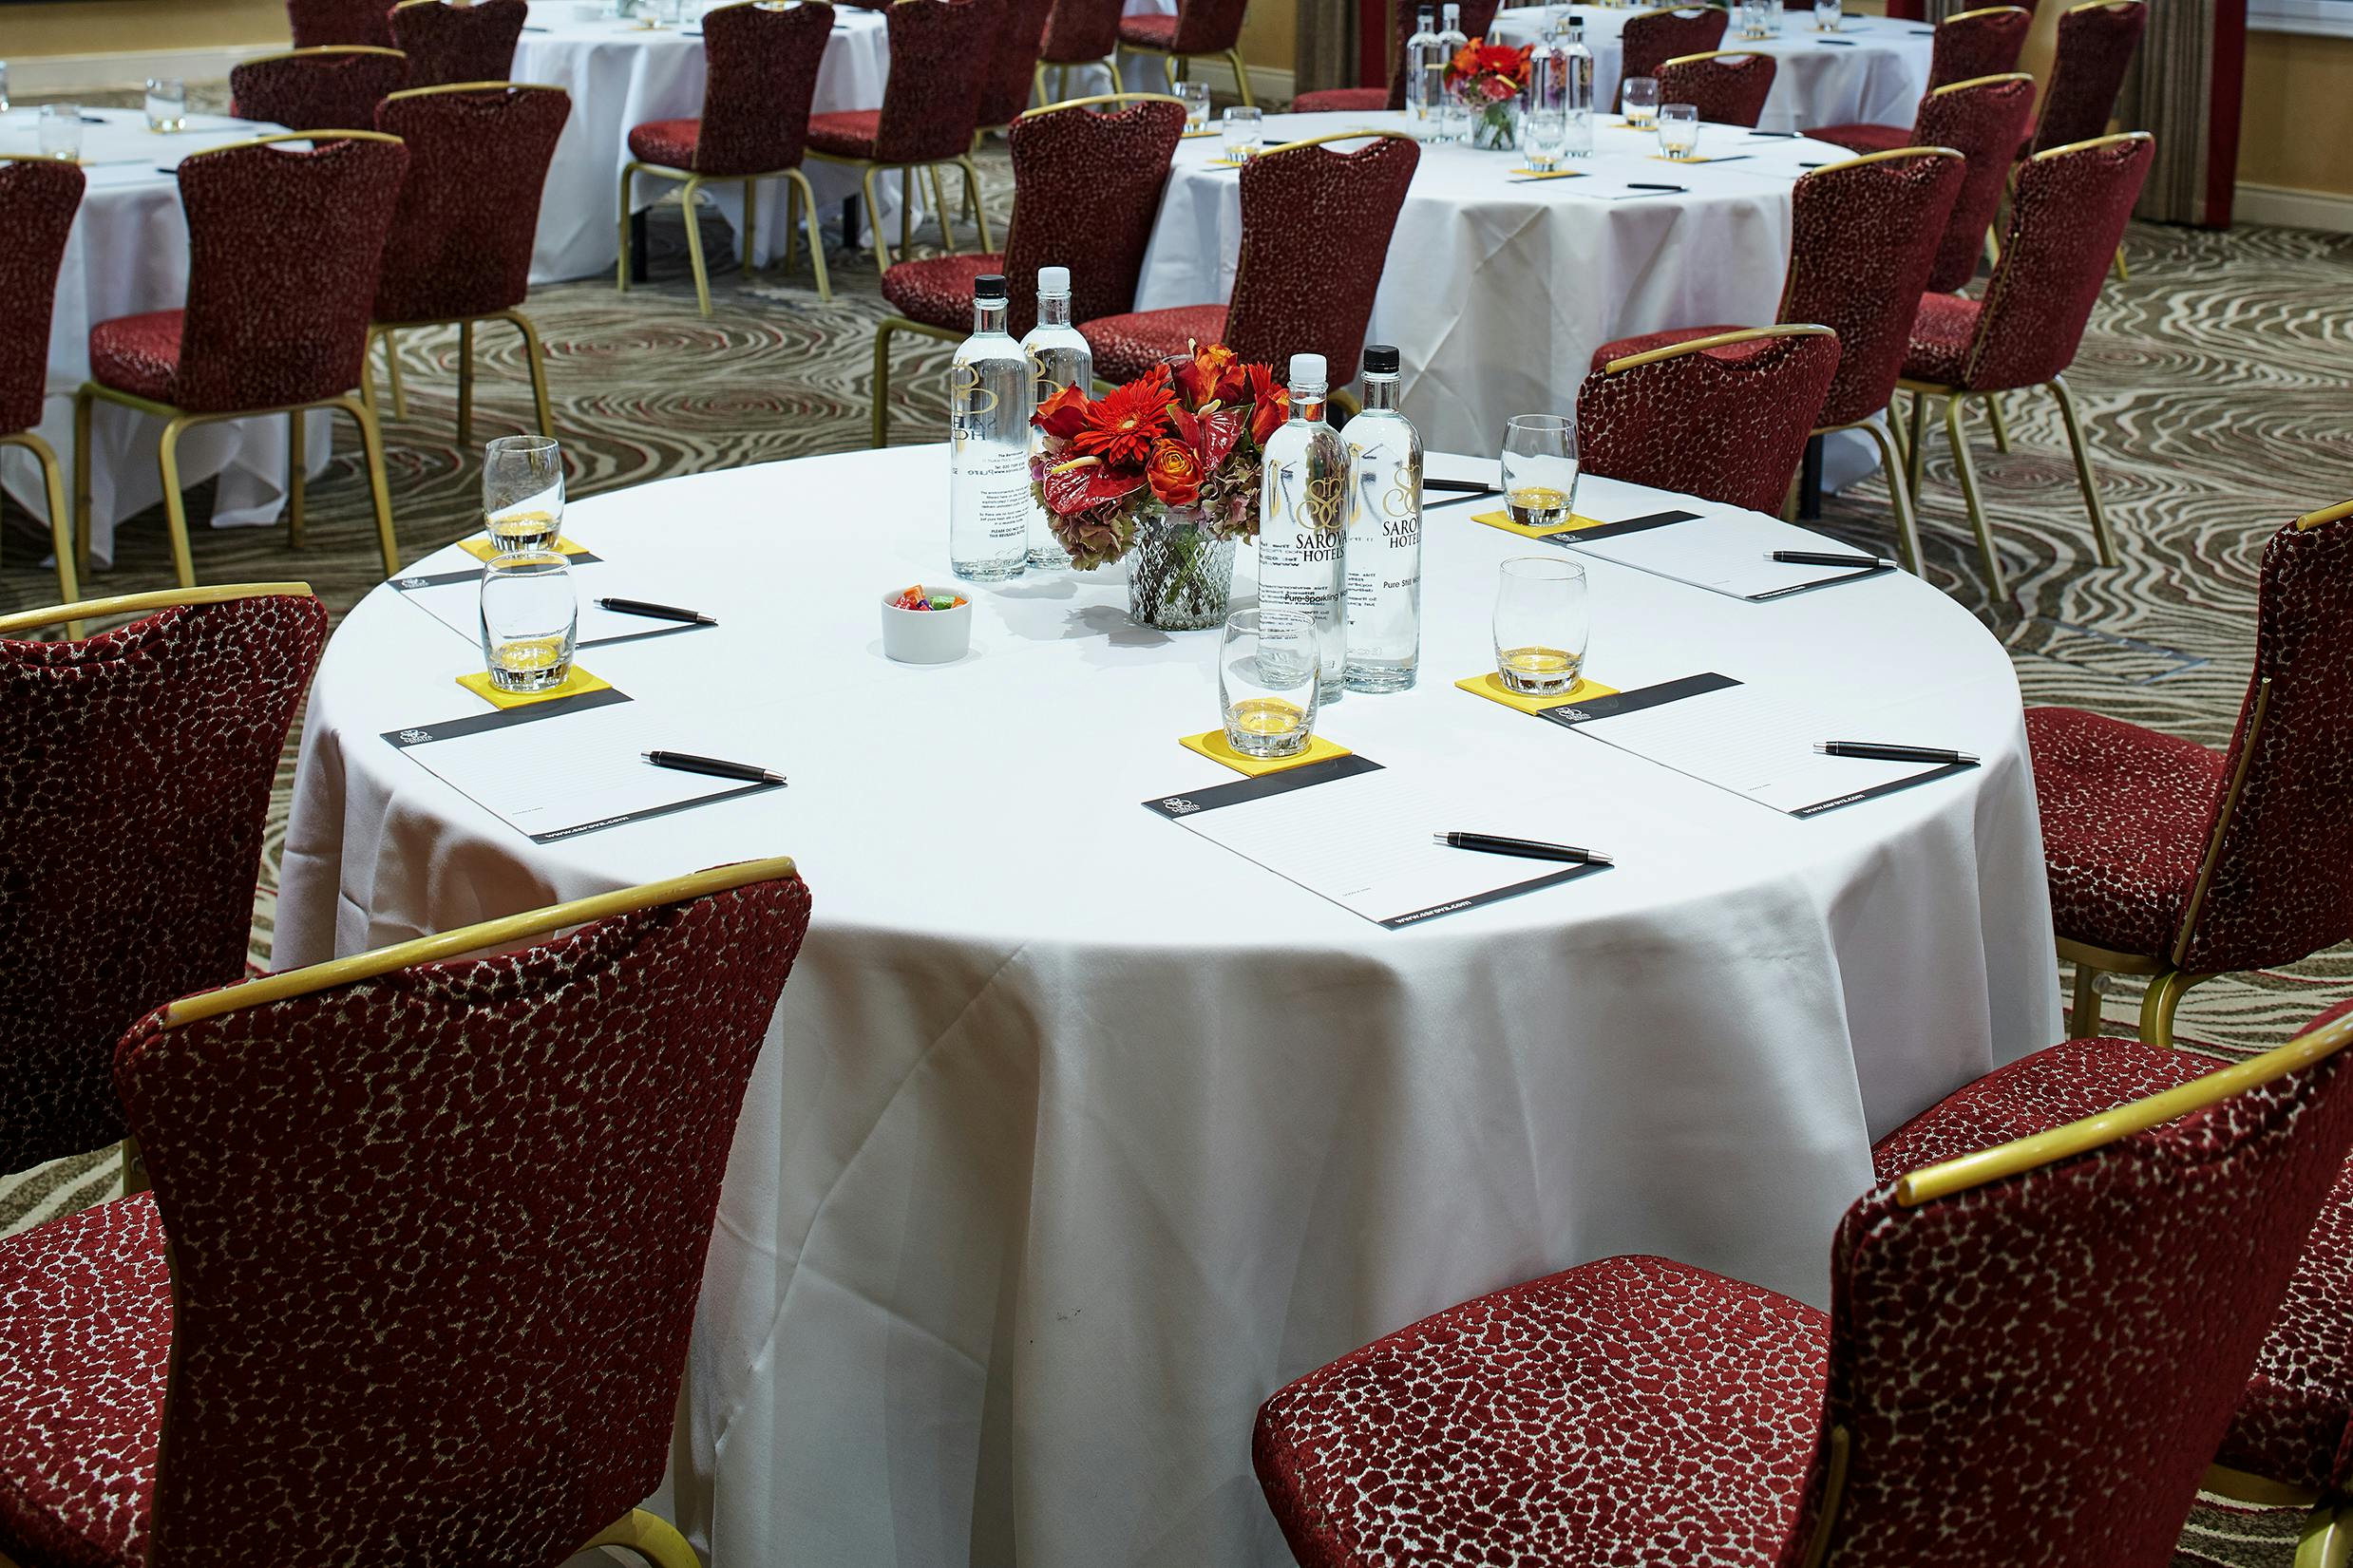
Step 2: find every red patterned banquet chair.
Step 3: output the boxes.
[1586,149,1963,571]
[287,0,396,47]
[75,134,408,589]
[228,46,409,132]
[1254,1010,2353,1568]
[387,0,528,86]
[1655,48,1777,128]
[0,857,813,1568]
[1810,72,2034,299]
[1034,0,1128,101]
[873,93,1186,446]
[1577,324,1840,516]
[1615,4,1728,112]
[1895,130,2153,597]
[371,83,570,443]
[1076,130,1417,398]
[1290,0,1503,114]
[1116,0,1256,107]
[976,0,1059,134]
[805,0,1001,271]
[1802,7,2029,152]
[0,156,85,610]
[2028,0,2147,157]
[0,583,327,1180]
[620,2,833,317]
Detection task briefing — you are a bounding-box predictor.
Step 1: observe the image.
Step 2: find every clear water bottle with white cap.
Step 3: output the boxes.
[1019,265,1090,571]
[1258,352,1351,702]
[949,272,1032,582]
[1342,346,1422,692]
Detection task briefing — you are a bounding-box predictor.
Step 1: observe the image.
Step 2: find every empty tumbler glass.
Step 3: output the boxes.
[484,435,565,552]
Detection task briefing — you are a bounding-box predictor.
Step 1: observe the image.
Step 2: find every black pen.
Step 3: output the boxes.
[1814,742,1978,765]
[1750,129,1801,138]
[599,595,716,625]
[1424,478,1499,495]
[1624,181,1685,192]
[643,750,785,785]
[1771,549,1892,570]
[1434,831,1612,866]
[1704,154,1754,163]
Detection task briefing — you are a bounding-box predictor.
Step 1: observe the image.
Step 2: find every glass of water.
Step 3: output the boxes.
[480,551,579,692]
[1523,107,1568,170]
[144,78,187,133]
[1222,104,1262,161]
[1621,75,1660,128]
[1493,557,1589,695]
[1501,414,1579,531]
[484,434,564,552]
[1813,0,1842,28]
[38,104,83,161]
[1220,607,1320,759]
[1176,81,1211,134]
[1658,102,1700,161]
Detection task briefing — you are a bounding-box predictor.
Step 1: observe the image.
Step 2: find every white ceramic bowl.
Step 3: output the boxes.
[880,585,973,664]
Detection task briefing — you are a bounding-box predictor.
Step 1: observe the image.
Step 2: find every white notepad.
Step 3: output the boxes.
[1547,507,1888,600]
[389,560,717,651]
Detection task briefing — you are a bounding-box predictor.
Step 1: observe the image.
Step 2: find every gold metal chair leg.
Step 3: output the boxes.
[287,408,307,550]
[383,328,408,420]
[2047,374,2117,567]
[678,175,714,318]
[1226,47,1256,106]
[72,388,94,580]
[926,164,956,254]
[872,317,899,449]
[742,176,758,275]
[898,166,915,259]
[503,309,557,439]
[861,165,892,271]
[456,319,476,447]
[1943,393,2005,598]
[1985,389,2011,453]
[1906,387,1928,501]
[583,1508,701,1568]
[335,393,401,576]
[2113,243,2129,282]
[2,432,80,619]
[1857,416,1921,574]
[958,156,992,253]
[156,415,199,590]
[1033,61,1048,103]
[2070,960,2102,1038]
[2137,970,2211,1052]
[2298,1502,2353,1568]
[617,161,637,292]
[1162,50,1180,89]
[787,168,830,301]
[358,327,383,424]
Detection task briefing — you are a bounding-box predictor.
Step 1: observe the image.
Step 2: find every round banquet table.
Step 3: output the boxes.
[1132,109,1850,456]
[1488,5,1936,135]
[275,445,2059,1567]
[0,107,332,567]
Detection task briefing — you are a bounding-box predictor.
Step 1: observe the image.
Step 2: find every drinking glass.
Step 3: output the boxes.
[1542,1,1572,36]
[1621,75,1660,128]
[1222,104,1262,161]
[1492,557,1589,695]
[1220,607,1321,759]
[38,104,82,161]
[1500,413,1578,531]
[1522,107,1567,170]
[0,62,11,114]
[479,551,579,692]
[1737,0,1764,35]
[656,0,684,24]
[1176,81,1211,133]
[1657,103,1700,161]
[1813,0,1841,28]
[1766,0,1787,34]
[144,78,187,133]
[483,435,565,552]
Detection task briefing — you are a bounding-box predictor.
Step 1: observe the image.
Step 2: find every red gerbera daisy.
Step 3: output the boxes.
[1072,365,1178,467]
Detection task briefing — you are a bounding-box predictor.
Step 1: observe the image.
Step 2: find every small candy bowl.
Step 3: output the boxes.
[880,584,973,664]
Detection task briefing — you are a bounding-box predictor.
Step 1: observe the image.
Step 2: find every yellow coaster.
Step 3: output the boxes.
[1509,167,1584,179]
[1454,671,1621,713]
[1181,728,1353,776]
[459,534,585,562]
[455,664,612,709]
[1470,508,1608,538]
[1651,153,1712,164]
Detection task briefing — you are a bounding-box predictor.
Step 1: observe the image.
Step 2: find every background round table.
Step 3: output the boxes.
[275,445,2059,1566]
[1488,5,1935,135]
[1133,110,1849,455]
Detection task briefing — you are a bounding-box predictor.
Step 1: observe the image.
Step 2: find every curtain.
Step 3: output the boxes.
[1297,0,1373,96]
[2118,0,2246,225]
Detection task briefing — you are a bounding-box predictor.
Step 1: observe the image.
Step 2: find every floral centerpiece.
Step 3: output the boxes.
[1446,39,1535,151]
[1031,342,1289,631]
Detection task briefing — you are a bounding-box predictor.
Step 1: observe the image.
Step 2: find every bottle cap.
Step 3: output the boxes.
[1037,265,1070,295]
[975,274,1009,302]
[1289,352,1327,388]
[1363,345,1399,375]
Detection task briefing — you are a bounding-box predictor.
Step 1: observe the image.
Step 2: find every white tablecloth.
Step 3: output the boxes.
[1489,7,1935,134]
[0,108,332,566]
[1134,110,1847,456]
[275,445,2058,1567]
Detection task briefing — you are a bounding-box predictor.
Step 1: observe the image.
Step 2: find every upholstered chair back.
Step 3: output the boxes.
[1961,131,2153,391]
[288,0,395,48]
[872,0,1005,164]
[1167,0,1251,53]
[1225,134,1419,380]
[1656,50,1778,128]
[1576,327,1841,515]
[230,47,410,132]
[1926,5,2031,88]
[1040,0,1127,66]
[387,0,528,88]
[1001,97,1188,338]
[691,0,833,175]
[373,85,571,324]
[1911,72,2036,293]
[1617,6,1728,110]
[977,0,1061,127]
[0,159,84,436]
[2030,0,2148,156]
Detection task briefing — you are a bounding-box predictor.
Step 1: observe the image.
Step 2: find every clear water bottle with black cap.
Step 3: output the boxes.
[1341,346,1423,693]
[950,273,1032,581]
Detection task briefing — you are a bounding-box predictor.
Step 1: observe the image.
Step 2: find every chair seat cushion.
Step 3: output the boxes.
[1075,305,1230,385]
[1117,12,1179,47]
[627,117,700,169]
[1590,322,1745,373]
[85,312,183,405]
[2026,705,2223,961]
[882,252,1010,332]
[1900,290,1982,387]
[1253,1254,1826,1568]
[1290,87,1390,114]
[0,1194,171,1568]
[1803,122,1910,155]
[805,110,882,161]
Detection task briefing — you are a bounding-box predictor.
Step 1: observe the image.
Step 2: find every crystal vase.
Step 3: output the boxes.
[1469,98,1520,151]
[1127,508,1237,632]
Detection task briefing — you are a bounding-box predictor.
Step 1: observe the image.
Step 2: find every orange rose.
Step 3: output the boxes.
[1146,435,1205,508]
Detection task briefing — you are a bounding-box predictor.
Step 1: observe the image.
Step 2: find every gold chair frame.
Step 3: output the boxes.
[72,133,403,590]
[1114,33,1255,109]
[234,43,408,69]
[0,156,84,613]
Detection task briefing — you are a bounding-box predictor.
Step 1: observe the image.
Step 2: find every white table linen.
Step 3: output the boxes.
[275,445,2058,1567]
[0,108,331,567]
[1133,109,1846,455]
[1489,7,1935,135]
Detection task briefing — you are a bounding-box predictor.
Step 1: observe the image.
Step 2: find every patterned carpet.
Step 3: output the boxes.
[3,121,2350,1563]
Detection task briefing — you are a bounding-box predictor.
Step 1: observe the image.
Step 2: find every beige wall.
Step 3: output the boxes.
[2239,30,2353,196]
[0,0,288,56]
[1241,0,1295,72]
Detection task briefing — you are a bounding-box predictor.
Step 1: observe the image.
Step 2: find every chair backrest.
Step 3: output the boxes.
[977,0,1059,128]
[691,0,832,174]
[287,0,395,47]
[1039,0,1127,66]
[115,861,813,1568]
[1576,325,1840,515]
[1779,149,1965,428]
[229,47,410,133]
[1656,49,1777,128]
[0,157,85,437]
[1775,1014,2353,1568]
[1382,0,1502,108]
[176,134,411,412]
[387,0,527,87]
[372,85,571,325]
[2168,501,2353,974]
[0,585,326,1176]
[1926,4,2031,89]
[872,0,1003,163]
[1910,72,2037,293]
[1168,0,1251,53]
[1226,133,1419,383]
[1960,130,2153,391]
[1002,95,1187,338]
[1617,6,1728,110]
[2030,0,2147,156]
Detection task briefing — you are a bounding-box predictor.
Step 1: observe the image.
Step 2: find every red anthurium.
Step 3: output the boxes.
[1042,456,1147,515]
[1034,381,1092,441]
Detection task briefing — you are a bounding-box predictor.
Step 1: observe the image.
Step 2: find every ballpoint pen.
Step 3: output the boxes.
[598,596,717,625]
[1814,742,1978,765]
[643,751,786,785]
[1434,832,1613,866]
[1770,549,1894,571]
